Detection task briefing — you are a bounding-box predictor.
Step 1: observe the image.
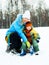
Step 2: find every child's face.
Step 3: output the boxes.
[26,26,32,31]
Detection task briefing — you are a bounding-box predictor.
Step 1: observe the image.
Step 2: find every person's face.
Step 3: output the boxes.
[26,26,32,31]
[23,18,30,24]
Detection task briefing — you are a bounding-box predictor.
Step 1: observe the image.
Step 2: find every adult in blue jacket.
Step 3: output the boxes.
[5,10,33,56]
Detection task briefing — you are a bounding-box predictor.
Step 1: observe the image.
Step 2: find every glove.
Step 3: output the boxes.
[36,39,40,43]
[25,41,30,48]
[5,34,10,44]
[5,36,8,43]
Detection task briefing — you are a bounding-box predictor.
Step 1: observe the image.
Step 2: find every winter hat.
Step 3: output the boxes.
[23,10,30,20]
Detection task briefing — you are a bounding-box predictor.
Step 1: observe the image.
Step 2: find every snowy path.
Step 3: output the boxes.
[0,27,49,65]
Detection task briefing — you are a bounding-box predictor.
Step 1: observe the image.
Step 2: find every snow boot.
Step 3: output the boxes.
[6,46,11,53]
[29,46,34,55]
[20,49,26,56]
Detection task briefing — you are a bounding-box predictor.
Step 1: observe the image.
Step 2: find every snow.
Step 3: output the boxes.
[0,27,49,65]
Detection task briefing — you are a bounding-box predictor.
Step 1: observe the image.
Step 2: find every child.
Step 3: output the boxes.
[23,22,40,55]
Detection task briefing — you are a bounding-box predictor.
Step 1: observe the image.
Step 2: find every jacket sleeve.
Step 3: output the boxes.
[30,28,40,39]
[13,14,23,31]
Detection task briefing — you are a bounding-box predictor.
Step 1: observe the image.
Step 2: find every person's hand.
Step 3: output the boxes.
[25,41,30,48]
[36,38,40,43]
[5,36,8,43]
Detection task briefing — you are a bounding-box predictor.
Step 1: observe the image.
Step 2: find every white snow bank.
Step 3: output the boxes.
[0,27,49,65]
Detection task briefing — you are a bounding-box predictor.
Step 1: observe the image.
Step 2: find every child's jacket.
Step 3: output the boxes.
[24,28,40,44]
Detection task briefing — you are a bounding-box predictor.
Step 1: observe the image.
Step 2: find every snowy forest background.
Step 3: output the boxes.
[0,0,49,28]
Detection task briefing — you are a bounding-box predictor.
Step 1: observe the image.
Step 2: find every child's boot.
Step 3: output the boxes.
[29,45,34,55]
[20,49,26,56]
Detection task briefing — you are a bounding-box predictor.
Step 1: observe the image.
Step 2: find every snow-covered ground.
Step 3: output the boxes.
[0,27,49,65]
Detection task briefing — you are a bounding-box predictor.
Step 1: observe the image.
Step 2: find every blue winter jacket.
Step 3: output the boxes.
[6,14,27,43]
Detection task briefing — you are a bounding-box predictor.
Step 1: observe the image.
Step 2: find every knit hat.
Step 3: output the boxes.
[23,10,30,20]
